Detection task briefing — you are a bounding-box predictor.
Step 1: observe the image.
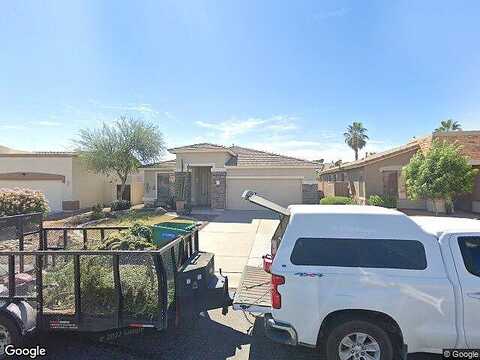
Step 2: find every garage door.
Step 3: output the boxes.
[0,180,64,212]
[226,178,302,210]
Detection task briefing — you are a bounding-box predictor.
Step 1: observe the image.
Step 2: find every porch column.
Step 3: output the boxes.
[175,171,191,206]
[211,171,226,209]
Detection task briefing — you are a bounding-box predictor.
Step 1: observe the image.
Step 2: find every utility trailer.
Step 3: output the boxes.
[0,226,232,354]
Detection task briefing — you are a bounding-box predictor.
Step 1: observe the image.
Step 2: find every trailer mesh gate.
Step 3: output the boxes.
[0,213,199,332]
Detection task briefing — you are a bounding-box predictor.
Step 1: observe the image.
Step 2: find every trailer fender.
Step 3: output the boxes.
[0,301,36,335]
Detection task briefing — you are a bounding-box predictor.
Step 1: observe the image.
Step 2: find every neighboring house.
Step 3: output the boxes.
[0,146,142,212]
[318,131,480,213]
[141,143,320,210]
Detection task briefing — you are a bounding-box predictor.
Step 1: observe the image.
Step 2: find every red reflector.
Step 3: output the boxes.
[271,274,285,309]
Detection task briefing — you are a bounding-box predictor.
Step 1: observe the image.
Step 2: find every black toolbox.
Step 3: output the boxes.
[176,252,232,321]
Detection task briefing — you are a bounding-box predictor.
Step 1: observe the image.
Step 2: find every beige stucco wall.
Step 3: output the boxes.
[226,167,317,181]
[126,173,144,205]
[176,152,231,171]
[363,149,418,197]
[0,155,74,211]
[71,158,114,208]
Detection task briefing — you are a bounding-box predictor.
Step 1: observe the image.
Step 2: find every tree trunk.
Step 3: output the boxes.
[118,175,128,201]
[354,148,358,160]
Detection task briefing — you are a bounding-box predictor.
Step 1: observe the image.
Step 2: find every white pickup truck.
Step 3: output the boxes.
[233,191,480,360]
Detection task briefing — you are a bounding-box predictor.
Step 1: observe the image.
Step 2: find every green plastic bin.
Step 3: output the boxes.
[152,221,196,247]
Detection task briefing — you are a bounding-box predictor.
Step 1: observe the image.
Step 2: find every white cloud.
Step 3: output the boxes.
[195,115,298,140]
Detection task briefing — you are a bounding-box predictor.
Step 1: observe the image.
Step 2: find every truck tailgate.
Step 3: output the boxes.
[233,266,271,313]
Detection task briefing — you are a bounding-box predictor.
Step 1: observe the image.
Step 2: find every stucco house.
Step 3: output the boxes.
[0,146,143,212]
[141,143,320,210]
[318,131,480,213]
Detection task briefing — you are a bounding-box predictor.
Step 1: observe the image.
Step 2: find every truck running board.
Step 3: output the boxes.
[233,266,271,314]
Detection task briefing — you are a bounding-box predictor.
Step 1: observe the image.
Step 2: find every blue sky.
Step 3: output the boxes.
[1,1,479,162]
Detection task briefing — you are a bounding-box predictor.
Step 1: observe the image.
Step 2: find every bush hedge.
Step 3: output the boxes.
[90,203,105,220]
[111,199,131,211]
[320,196,353,205]
[0,188,49,216]
[367,194,397,208]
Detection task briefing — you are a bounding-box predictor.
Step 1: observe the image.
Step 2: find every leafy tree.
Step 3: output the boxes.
[435,119,462,132]
[76,116,165,200]
[404,139,477,213]
[344,122,369,160]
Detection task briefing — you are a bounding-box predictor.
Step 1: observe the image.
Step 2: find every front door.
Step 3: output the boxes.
[193,167,211,206]
[449,234,480,346]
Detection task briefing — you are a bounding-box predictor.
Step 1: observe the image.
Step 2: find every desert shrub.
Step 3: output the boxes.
[97,231,155,250]
[368,195,385,207]
[320,196,353,205]
[0,188,49,216]
[130,222,153,241]
[368,194,397,208]
[96,222,154,250]
[43,256,161,319]
[90,203,105,220]
[111,199,131,211]
[44,222,161,319]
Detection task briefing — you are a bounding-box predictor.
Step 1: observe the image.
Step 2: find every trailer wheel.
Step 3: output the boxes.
[0,314,21,357]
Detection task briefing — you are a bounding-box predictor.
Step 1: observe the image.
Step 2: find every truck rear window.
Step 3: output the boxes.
[290,238,427,270]
[458,237,480,277]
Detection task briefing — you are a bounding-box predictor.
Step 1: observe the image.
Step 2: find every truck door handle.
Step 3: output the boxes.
[467,292,480,300]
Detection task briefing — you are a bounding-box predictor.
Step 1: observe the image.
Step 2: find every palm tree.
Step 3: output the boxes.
[435,119,462,132]
[344,122,369,160]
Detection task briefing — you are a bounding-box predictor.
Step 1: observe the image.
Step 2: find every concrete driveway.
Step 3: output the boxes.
[198,210,279,288]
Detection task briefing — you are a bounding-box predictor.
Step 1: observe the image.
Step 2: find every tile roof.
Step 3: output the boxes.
[167,142,317,168]
[141,159,176,170]
[226,145,317,167]
[168,143,232,153]
[319,139,421,174]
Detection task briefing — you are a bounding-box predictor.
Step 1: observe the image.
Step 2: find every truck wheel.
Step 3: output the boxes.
[325,320,393,360]
[0,314,21,358]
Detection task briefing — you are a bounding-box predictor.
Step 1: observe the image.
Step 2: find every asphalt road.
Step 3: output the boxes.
[28,309,440,360]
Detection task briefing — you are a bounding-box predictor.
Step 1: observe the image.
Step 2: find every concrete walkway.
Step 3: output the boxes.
[198,210,278,288]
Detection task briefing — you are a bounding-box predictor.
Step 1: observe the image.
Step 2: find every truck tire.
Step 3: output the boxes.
[0,314,22,359]
[325,320,393,360]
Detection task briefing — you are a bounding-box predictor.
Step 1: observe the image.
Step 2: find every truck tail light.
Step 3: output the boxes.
[271,274,285,309]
